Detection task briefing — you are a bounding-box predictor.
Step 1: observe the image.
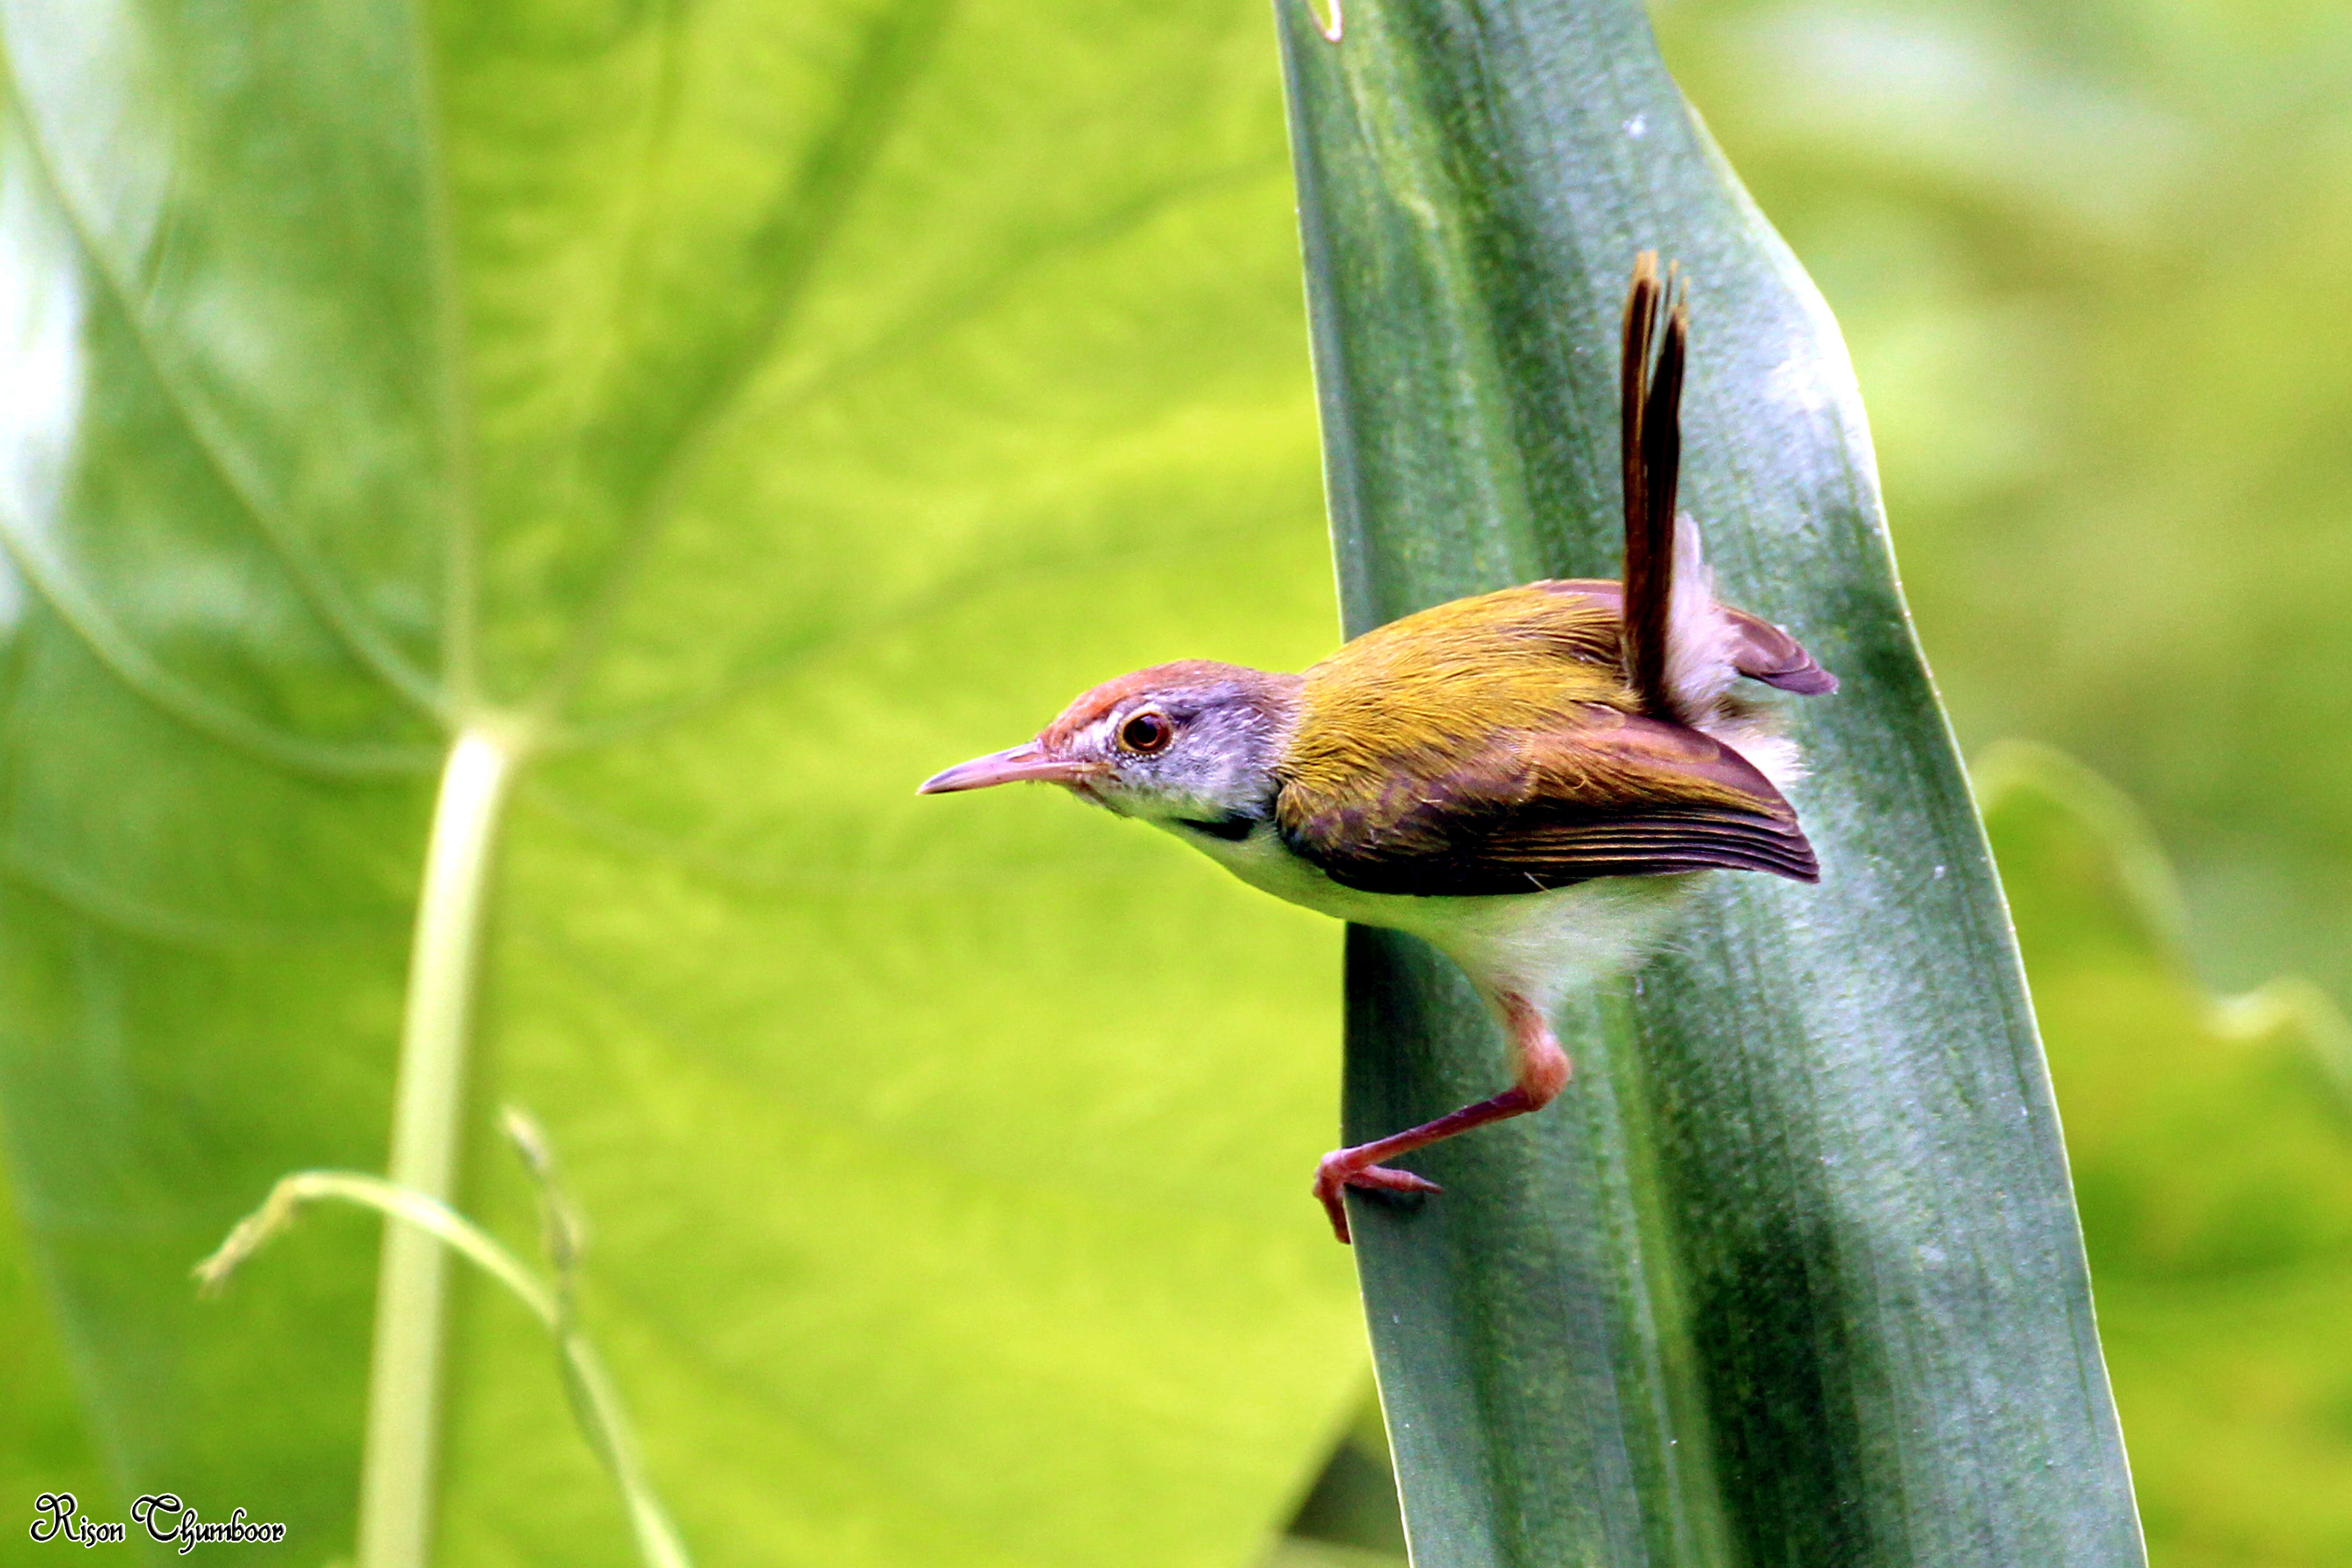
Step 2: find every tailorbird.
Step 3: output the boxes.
[921,254,1835,1242]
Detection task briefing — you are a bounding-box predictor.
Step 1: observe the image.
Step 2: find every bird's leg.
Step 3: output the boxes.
[1313,994,1571,1243]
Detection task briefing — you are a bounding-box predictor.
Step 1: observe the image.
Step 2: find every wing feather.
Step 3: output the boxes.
[1277,707,1818,898]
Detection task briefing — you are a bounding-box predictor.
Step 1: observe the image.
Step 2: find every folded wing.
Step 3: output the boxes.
[1276,706,1819,898]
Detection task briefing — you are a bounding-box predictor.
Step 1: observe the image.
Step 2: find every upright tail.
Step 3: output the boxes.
[1619,251,1687,722]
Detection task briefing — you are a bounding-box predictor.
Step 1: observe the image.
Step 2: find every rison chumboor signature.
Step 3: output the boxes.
[31,1491,287,1551]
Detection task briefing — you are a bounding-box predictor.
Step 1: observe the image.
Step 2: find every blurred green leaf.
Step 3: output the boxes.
[1980,743,2352,1568]
[1655,0,2352,1006]
[1276,0,2138,1561]
[0,1,1369,1562]
[0,1161,110,1523]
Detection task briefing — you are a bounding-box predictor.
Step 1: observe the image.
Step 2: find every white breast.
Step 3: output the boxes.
[1170,818,1691,1012]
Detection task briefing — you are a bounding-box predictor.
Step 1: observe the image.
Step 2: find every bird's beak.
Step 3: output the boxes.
[918,742,1101,794]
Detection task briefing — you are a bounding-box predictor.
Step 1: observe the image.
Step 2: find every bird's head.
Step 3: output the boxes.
[919,660,1301,830]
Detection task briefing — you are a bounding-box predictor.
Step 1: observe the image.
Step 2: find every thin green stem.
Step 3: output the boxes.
[197,1172,553,1319]
[358,727,523,1568]
[198,1167,693,1568]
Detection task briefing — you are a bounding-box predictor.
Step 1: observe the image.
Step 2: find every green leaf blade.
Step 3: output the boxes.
[0,2,1368,1563]
[1275,2,2142,1562]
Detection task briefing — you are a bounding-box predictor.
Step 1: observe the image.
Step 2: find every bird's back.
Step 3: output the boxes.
[1286,584,1627,804]
[1274,582,1822,897]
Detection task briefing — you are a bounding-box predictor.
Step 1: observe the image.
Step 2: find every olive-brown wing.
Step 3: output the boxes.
[1277,708,1818,897]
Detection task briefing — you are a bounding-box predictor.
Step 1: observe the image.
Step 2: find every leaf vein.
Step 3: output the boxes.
[0,76,448,721]
[528,0,961,722]
[0,522,443,779]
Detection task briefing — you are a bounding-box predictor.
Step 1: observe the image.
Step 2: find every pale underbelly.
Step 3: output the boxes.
[1179,821,1693,1008]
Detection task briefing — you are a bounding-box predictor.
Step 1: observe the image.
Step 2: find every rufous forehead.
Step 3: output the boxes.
[1039,660,1250,747]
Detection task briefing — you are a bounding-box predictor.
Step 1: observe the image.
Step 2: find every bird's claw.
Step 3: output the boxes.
[1313,1151,1443,1244]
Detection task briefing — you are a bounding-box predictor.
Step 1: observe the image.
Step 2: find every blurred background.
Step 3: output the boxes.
[0,1,2347,1566]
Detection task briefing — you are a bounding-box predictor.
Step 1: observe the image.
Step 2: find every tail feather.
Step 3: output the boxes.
[1619,252,1689,723]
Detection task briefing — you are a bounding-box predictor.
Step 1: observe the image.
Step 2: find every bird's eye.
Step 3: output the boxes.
[1119,712,1174,754]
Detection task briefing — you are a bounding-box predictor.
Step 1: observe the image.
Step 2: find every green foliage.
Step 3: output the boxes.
[193,1140,693,1568]
[0,1160,109,1521]
[1656,0,2352,1005]
[0,1,1369,1562]
[1980,745,2352,1568]
[1276,0,2136,1561]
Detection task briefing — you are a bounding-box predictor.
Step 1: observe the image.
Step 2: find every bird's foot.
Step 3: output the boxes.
[1313,1149,1443,1244]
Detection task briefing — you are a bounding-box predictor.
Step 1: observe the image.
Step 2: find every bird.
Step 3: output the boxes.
[920,254,1836,1243]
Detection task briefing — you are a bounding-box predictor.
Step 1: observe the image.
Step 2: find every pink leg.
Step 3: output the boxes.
[1313,994,1572,1243]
